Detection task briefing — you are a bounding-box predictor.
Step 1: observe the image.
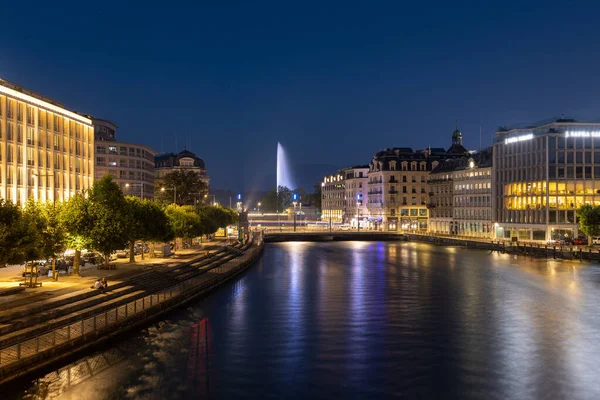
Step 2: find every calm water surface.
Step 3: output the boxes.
[6,241,600,399]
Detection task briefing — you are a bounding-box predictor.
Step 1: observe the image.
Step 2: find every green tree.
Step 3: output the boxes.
[62,193,93,275]
[260,188,278,212]
[155,170,208,206]
[310,181,322,212]
[87,176,131,267]
[293,187,309,203]
[576,204,600,245]
[20,199,45,264]
[259,185,293,212]
[165,204,204,247]
[39,202,68,279]
[0,199,25,267]
[125,197,173,262]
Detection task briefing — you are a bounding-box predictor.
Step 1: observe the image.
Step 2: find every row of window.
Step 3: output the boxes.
[369,196,427,206]
[96,157,154,170]
[0,168,85,190]
[455,182,492,191]
[96,145,154,160]
[454,209,492,220]
[390,208,428,217]
[0,113,90,141]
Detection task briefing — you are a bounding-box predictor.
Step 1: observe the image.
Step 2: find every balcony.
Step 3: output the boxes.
[388,190,399,194]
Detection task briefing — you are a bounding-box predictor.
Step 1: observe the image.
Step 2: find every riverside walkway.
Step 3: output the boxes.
[0,235,264,385]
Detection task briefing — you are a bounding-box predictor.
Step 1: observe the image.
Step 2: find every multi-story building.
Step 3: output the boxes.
[343,165,369,228]
[155,149,210,189]
[90,118,157,200]
[321,170,345,223]
[429,149,493,237]
[0,78,94,205]
[367,124,470,231]
[367,148,436,231]
[493,118,600,242]
[428,161,456,235]
[452,151,493,237]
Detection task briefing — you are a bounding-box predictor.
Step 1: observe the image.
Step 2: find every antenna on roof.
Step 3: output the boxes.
[479,125,482,151]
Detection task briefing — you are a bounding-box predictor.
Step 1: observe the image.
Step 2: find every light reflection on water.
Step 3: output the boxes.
[6,241,600,400]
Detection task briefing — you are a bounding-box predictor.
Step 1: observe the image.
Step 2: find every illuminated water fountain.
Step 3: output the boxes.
[276,142,295,190]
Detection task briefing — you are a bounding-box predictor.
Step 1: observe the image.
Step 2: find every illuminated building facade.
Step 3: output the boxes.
[367,148,442,231]
[90,118,156,200]
[367,124,470,231]
[493,118,600,241]
[430,150,493,237]
[321,170,345,223]
[0,78,94,205]
[343,166,369,227]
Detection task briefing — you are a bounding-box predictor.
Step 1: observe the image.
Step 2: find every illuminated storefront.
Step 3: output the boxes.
[493,119,600,241]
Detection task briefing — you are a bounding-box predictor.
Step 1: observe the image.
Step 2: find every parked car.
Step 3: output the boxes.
[571,238,587,245]
[22,261,49,277]
[115,249,129,258]
[82,252,100,265]
[593,237,600,245]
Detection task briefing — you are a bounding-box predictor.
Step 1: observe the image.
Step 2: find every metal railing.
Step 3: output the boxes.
[0,233,264,376]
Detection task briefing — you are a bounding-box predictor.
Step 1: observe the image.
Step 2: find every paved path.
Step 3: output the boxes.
[0,240,226,309]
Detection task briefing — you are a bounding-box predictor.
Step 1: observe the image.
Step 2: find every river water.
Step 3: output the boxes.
[6,241,600,399]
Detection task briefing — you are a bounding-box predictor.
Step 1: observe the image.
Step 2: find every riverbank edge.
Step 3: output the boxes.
[264,232,406,242]
[406,234,600,262]
[0,241,265,386]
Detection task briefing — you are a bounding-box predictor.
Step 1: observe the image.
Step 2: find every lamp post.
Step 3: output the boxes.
[125,182,144,199]
[161,186,176,204]
[293,201,297,232]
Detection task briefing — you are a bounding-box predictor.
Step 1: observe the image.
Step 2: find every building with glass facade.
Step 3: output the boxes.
[493,118,600,241]
[0,78,94,205]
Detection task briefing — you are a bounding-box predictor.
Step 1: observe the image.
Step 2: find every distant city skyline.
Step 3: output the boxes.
[2,2,600,191]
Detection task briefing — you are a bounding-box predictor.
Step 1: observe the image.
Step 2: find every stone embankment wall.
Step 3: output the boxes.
[406,234,600,262]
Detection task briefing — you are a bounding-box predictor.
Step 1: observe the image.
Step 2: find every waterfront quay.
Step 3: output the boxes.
[265,230,600,262]
[0,235,264,386]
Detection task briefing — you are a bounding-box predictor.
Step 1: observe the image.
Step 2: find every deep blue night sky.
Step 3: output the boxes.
[1,1,599,191]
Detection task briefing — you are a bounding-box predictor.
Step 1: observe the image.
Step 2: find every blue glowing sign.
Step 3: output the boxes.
[292,193,298,201]
[237,194,242,200]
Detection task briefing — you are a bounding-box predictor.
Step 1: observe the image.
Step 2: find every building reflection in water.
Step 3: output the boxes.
[184,317,215,398]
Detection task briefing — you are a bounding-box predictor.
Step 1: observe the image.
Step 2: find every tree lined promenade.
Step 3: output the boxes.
[0,176,238,279]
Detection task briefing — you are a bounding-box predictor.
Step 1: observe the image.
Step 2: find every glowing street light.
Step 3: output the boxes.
[125,182,145,199]
[161,186,177,204]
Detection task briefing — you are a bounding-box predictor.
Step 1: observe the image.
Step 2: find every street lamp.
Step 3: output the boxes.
[125,182,145,199]
[293,200,298,232]
[257,202,262,213]
[161,186,176,204]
